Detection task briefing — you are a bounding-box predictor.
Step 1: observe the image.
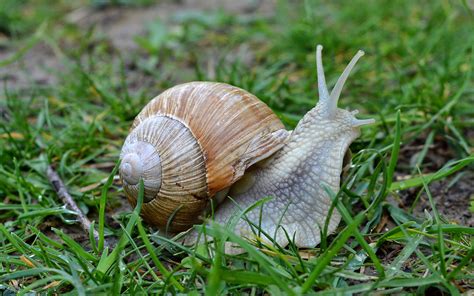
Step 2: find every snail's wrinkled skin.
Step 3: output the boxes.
[189,46,374,250]
[210,107,364,249]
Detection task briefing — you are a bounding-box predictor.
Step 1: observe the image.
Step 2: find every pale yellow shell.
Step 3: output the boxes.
[119,82,289,232]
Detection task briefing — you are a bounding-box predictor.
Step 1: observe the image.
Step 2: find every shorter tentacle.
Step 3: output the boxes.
[352,118,375,127]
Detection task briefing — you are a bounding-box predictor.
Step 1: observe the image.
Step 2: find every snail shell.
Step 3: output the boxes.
[119,82,289,232]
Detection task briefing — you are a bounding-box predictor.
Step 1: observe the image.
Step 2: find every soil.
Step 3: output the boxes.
[397,173,473,227]
[0,42,61,90]
[395,135,473,227]
[0,0,274,91]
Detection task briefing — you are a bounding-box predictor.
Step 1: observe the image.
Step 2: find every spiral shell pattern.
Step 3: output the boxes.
[119,82,289,232]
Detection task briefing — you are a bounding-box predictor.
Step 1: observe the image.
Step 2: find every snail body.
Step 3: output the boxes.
[119,45,375,248]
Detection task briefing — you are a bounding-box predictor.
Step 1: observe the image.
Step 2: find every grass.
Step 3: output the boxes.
[0,0,473,294]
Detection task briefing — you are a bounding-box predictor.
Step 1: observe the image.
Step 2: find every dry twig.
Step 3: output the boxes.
[46,165,101,244]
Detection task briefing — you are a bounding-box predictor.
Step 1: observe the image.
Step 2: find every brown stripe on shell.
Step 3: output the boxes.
[132,82,287,198]
[126,189,208,232]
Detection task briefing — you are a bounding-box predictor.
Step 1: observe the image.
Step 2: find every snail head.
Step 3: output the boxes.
[312,45,375,136]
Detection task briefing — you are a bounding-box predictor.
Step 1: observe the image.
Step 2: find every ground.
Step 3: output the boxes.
[0,0,473,295]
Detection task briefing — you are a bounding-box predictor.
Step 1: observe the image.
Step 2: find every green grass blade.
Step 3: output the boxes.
[96,179,144,275]
[386,110,401,192]
[99,160,120,252]
[301,212,365,293]
[136,220,185,292]
[390,156,474,191]
[200,223,296,295]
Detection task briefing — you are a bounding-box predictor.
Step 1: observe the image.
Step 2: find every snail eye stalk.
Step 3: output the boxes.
[315,45,365,120]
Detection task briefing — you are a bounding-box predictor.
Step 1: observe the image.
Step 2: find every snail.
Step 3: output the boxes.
[119,45,375,249]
